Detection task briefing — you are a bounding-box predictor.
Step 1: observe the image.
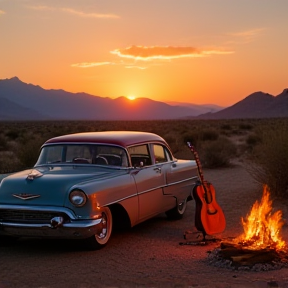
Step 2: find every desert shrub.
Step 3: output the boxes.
[245,134,262,147]
[247,126,288,198]
[164,135,179,154]
[0,134,8,151]
[0,151,21,173]
[15,137,44,169]
[182,131,200,147]
[5,129,21,140]
[239,123,253,131]
[220,124,232,130]
[200,129,219,141]
[199,136,237,168]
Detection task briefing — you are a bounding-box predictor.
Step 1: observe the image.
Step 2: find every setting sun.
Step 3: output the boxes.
[127,95,136,100]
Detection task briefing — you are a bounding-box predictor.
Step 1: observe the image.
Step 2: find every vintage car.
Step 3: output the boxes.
[0,131,198,249]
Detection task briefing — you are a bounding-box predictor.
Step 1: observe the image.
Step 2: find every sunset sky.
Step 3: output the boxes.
[1,0,287,106]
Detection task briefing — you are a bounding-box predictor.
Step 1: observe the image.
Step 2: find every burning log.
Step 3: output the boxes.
[219,241,281,267]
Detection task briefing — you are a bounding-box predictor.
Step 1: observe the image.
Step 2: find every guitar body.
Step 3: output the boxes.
[187,142,226,236]
[194,181,226,235]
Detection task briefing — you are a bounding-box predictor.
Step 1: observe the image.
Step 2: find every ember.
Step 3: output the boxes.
[234,185,286,251]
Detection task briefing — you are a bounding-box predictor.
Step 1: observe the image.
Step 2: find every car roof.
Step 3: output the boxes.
[44,131,168,148]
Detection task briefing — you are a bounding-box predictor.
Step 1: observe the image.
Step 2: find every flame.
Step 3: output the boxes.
[235,185,286,251]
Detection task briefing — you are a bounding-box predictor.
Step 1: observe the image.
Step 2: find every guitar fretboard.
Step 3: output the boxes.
[187,142,205,185]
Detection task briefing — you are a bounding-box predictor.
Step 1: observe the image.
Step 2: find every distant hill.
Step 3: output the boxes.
[0,77,224,121]
[167,101,224,115]
[0,77,287,120]
[0,97,48,120]
[195,89,288,119]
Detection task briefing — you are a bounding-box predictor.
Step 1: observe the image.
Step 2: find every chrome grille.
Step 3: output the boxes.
[0,210,70,224]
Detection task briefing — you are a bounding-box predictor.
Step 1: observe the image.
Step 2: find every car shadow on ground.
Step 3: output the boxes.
[0,212,178,254]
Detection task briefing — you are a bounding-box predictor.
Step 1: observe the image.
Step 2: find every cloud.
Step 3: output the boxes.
[71,61,148,70]
[27,6,120,19]
[62,8,120,19]
[71,45,233,70]
[71,62,113,68]
[125,66,147,70]
[110,45,234,61]
[228,28,265,43]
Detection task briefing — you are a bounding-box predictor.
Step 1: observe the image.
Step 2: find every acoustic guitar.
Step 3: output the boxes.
[187,142,226,236]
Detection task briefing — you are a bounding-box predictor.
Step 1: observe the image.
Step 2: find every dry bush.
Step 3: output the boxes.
[199,136,237,168]
[247,125,288,198]
[0,119,287,174]
[15,136,44,169]
[201,129,219,141]
[0,134,9,151]
[0,151,21,173]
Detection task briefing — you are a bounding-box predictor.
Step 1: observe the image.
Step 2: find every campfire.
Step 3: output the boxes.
[209,185,288,270]
[234,185,286,251]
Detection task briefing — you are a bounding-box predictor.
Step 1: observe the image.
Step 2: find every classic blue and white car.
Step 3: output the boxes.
[0,131,198,249]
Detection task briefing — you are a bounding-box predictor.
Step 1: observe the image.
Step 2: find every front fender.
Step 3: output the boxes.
[64,172,138,220]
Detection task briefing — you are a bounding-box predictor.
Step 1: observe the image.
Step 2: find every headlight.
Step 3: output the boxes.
[69,189,87,207]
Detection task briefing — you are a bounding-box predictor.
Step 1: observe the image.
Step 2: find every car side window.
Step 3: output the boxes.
[153,144,168,163]
[164,147,172,161]
[128,144,152,167]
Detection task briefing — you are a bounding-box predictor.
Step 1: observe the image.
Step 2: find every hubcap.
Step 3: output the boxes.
[98,213,108,239]
[178,201,186,212]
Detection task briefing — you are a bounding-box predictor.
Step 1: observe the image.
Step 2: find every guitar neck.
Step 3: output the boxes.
[187,142,205,185]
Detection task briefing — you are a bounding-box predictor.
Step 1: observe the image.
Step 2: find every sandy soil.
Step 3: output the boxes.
[1,162,288,288]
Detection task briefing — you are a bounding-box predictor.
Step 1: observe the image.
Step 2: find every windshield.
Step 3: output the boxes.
[35,144,129,167]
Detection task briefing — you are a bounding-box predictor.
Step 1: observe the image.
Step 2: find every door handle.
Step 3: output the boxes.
[154,167,161,173]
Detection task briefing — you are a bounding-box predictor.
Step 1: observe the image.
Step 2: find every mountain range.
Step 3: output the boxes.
[0,77,287,120]
[196,89,288,119]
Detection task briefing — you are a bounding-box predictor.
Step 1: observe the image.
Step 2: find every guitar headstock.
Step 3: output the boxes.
[187,141,199,161]
[187,142,195,152]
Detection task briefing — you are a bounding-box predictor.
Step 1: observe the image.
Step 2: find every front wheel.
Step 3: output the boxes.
[165,198,187,220]
[84,207,113,250]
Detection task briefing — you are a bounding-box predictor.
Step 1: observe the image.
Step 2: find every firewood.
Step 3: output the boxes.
[219,242,280,266]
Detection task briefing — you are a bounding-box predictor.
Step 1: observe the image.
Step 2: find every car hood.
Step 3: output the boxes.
[0,165,128,206]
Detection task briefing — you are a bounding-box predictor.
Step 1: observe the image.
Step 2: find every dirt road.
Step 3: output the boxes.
[1,164,288,288]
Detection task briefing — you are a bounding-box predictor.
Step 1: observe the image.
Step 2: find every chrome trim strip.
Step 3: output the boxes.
[136,176,198,196]
[103,193,138,206]
[167,176,198,187]
[12,194,41,200]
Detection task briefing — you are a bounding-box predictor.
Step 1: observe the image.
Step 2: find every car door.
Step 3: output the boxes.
[128,144,170,221]
[152,143,198,206]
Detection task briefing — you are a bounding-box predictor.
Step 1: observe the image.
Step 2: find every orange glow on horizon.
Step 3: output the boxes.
[1,1,286,107]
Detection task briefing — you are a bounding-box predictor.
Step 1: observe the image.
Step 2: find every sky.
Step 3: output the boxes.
[1,0,287,106]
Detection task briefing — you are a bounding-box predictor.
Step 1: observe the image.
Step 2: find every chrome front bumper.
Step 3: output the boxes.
[0,218,103,239]
[0,205,103,239]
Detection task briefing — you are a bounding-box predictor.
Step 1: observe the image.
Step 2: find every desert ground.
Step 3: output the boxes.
[1,161,288,288]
